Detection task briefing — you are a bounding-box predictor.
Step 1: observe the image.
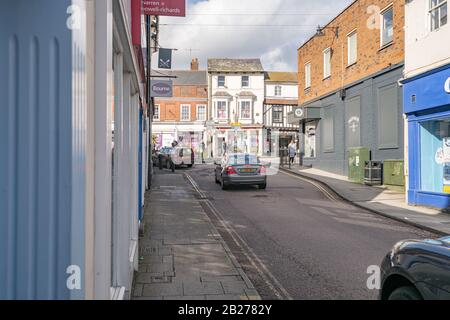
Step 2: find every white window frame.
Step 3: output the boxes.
[217,75,226,88]
[305,63,311,89]
[241,75,250,88]
[196,104,206,121]
[215,100,228,120]
[239,100,252,120]
[347,29,358,66]
[380,4,394,47]
[180,104,191,122]
[153,104,160,121]
[323,48,331,79]
[274,85,282,96]
[430,0,448,31]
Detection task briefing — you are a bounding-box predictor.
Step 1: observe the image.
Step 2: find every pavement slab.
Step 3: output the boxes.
[132,171,260,300]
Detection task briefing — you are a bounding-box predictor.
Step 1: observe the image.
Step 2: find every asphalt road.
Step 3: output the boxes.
[184,164,438,300]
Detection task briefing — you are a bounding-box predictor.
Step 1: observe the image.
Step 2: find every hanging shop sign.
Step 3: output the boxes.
[294,107,304,119]
[150,80,173,97]
[158,48,172,69]
[142,0,186,17]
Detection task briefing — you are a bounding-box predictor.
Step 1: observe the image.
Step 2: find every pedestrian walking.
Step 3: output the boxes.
[288,141,296,169]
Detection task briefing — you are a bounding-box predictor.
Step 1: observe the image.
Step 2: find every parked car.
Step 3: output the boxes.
[214,153,267,190]
[170,147,195,168]
[156,147,173,169]
[379,236,450,300]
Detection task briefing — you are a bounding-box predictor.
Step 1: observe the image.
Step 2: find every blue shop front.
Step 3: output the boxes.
[403,64,450,210]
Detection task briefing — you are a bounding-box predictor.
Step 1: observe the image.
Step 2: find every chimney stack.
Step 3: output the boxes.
[190,58,199,71]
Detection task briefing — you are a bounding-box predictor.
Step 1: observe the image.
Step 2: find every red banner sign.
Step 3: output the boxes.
[142,0,186,17]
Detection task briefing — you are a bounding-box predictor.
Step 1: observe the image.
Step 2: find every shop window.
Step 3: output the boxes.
[420,118,450,193]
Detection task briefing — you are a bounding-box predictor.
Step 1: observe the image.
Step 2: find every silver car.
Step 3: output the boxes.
[214,153,267,190]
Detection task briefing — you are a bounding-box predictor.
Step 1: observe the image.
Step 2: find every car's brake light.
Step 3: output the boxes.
[226,166,237,175]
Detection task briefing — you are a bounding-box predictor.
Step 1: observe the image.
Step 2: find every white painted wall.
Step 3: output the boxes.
[265,83,298,100]
[404,0,450,78]
[210,73,265,125]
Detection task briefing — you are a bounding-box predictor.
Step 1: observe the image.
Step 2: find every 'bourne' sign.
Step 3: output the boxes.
[150,80,173,97]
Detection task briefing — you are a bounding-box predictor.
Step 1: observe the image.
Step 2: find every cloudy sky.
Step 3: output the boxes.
[156,0,354,71]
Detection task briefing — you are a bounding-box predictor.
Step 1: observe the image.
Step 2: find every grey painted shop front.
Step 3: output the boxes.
[293,64,404,176]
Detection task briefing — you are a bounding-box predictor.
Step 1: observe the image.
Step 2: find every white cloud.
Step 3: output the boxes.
[156,0,354,71]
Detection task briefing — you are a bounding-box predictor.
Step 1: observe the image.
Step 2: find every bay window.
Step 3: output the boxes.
[240,101,252,119]
[216,100,228,120]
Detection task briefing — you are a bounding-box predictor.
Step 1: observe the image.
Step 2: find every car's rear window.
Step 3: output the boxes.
[228,154,259,165]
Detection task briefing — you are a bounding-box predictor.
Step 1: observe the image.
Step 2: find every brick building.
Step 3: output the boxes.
[153,60,208,161]
[293,0,406,179]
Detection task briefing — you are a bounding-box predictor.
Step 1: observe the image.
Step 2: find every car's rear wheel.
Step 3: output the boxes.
[221,178,228,190]
[259,183,267,190]
[388,286,422,300]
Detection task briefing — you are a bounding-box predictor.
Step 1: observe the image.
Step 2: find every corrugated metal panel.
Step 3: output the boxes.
[0,0,85,300]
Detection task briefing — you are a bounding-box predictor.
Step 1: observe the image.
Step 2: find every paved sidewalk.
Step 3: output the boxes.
[280,165,450,235]
[132,172,261,300]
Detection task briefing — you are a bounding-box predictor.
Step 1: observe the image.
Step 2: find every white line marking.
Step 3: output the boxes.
[185,173,293,300]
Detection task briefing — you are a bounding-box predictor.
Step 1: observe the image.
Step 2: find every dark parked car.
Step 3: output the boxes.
[380,236,450,300]
[214,153,267,190]
[156,147,173,169]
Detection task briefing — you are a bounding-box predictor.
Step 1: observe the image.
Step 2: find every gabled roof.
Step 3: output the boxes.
[265,72,298,83]
[208,58,264,73]
[151,70,207,86]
